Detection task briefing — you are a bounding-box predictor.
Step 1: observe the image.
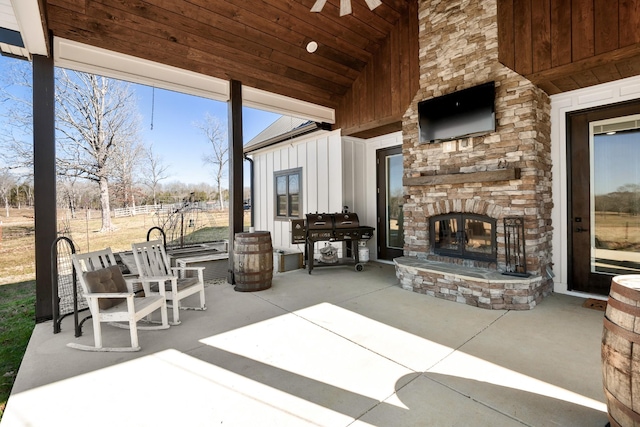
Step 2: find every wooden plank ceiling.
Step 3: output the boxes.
[44,0,410,111]
[498,0,640,95]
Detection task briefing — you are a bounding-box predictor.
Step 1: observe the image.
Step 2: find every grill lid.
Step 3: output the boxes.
[333,213,359,229]
[306,212,360,230]
[306,213,334,230]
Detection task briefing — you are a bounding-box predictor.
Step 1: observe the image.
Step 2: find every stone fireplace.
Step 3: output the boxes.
[394,0,554,310]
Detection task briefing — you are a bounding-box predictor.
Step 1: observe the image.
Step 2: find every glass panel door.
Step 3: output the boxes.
[386,153,404,250]
[590,115,640,276]
[377,146,403,260]
[568,102,640,294]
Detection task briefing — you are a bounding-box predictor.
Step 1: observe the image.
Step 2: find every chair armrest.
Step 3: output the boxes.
[138,275,176,281]
[85,292,134,299]
[171,266,205,280]
[135,276,172,296]
[171,267,205,273]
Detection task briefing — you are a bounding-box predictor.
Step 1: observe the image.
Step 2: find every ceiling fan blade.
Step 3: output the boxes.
[310,0,327,12]
[363,0,382,10]
[340,0,352,16]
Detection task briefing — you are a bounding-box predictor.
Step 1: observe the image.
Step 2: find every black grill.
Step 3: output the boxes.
[291,212,375,273]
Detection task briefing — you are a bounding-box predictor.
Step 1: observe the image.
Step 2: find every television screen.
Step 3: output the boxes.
[418,82,495,143]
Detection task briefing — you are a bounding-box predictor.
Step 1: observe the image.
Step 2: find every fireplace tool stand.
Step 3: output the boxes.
[503,216,530,277]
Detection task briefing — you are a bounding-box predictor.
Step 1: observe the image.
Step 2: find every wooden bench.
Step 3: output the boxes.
[175,252,229,281]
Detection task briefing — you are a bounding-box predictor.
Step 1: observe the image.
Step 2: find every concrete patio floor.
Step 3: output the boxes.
[2,262,609,426]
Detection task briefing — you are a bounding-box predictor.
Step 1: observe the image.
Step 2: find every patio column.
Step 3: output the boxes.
[33,53,57,322]
[227,79,244,284]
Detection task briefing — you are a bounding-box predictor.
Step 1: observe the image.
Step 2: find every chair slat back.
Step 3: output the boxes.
[131,240,171,278]
[71,248,118,294]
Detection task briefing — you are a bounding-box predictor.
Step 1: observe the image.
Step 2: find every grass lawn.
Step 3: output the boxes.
[594,211,640,251]
[0,280,35,421]
[0,207,242,285]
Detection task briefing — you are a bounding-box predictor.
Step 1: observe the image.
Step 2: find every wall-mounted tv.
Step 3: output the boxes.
[418,81,496,143]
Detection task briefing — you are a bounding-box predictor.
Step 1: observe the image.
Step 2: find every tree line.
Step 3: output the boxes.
[0,172,232,219]
[595,184,640,215]
[0,60,229,231]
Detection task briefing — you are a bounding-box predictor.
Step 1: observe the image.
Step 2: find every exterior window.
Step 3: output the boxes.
[275,168,302,219]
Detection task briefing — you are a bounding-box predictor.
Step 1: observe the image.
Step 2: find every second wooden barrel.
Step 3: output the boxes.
[234,231,273,292]
[603,275,640,427]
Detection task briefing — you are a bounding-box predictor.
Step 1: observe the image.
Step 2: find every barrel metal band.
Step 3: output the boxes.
[235,269,274,276]
[604,317,640,345]
[604,387,640,424]
[608,415,622,427]
[607,296,640,317]
[611,280,640,301]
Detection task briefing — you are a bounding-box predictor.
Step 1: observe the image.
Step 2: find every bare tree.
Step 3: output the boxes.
[55,70,142,232]
[194,113,228,210]
[0,169,15,217]
[13,181,23,209]
[58,175,82,218]
[163,181,190,204]
[141,143,171,206]
[23,176,34,207]
[112,137,143,209]
[59,179,98,212]
[1,65,142,230]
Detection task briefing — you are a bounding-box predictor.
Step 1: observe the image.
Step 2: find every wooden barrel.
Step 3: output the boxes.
[234,231,273,292]
[603,275,640,427]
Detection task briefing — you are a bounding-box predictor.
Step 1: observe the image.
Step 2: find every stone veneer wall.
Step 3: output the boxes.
[398,0,554,309]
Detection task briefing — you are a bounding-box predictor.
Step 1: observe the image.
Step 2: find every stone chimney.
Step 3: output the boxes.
[398,0,554,309]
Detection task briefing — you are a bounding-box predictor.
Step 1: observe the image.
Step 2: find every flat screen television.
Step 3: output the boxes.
[418,81,495,143]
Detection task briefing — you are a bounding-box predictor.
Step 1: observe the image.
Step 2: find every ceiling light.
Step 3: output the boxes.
[311,0,382,16]
[306,41,318,53]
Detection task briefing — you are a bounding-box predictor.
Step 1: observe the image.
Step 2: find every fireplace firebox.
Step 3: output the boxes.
[430,213,496,262]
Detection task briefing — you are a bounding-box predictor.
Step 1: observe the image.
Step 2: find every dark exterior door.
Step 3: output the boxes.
[377,146,404,260]
[568,101,640,295]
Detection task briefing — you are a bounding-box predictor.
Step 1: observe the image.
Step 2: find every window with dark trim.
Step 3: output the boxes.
[274,168,302,219]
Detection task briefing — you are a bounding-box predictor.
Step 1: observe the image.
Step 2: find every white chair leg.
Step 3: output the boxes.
[127,298,140,350]
[198,271,206,310]
[172,303,180,324]
[129,319,139,349]
[160,301,169,328]
[170,279,180,325]
[199,288,206,310]
[93,313,103,349]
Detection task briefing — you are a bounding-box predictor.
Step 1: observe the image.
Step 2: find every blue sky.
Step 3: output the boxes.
[135,84,281,185]
[594,130,640,195]
[0,54,281,186]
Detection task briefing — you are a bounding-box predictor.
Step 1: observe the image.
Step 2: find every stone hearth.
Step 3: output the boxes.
[395,257,544,310]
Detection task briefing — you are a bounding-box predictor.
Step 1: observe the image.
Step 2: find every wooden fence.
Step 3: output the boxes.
[113,204,174,218]
[113,203,221,218]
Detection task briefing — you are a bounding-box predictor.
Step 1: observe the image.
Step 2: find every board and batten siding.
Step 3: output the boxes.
[251,129,345,251]
[341,137,367,217]
[344,131,403,262]
[250,129,402,262]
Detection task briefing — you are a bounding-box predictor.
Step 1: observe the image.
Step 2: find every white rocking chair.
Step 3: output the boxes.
[69,248,169,352]
[131,240,206,325]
